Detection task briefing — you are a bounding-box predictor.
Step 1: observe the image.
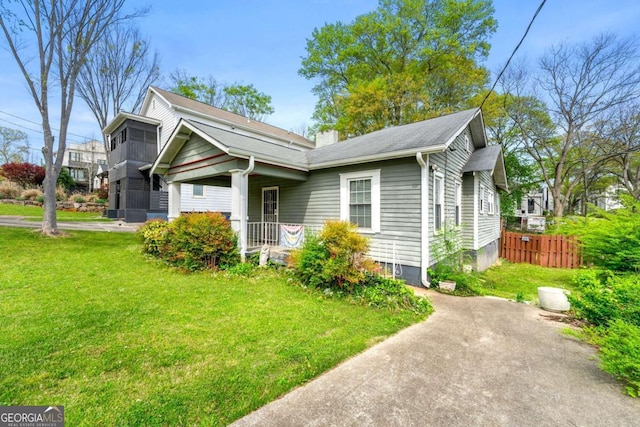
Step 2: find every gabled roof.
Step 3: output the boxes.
[462,145,509,191]
[140,86,314,149]
[307,108,485,168]
[150,119,309,176]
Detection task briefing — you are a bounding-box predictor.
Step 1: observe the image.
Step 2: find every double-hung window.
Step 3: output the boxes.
[340,170,380,233]
[434,172,444,231]
[479,184,485,213]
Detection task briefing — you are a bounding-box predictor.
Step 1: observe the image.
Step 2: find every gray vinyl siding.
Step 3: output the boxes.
[428,130,474,261]
[247,158,422,267]
[477,170,501,248]
[461,174,476,249]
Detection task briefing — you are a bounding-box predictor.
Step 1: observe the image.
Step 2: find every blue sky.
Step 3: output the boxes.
[1,0,639,162]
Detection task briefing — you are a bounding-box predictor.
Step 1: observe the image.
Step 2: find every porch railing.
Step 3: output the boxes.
[247,222,322,249]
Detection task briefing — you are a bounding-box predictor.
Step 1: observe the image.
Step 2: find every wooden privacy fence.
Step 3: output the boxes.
[501,231,583,268]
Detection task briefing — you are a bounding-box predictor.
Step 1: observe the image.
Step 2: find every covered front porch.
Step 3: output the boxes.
[150,119,312,259]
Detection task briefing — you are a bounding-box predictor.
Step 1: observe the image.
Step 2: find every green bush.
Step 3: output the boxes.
[356,274,433,314]
[569,270,640,328]
[289,220,376,290]
[554,195,640,272]
[598,320,640,397]
[138,213,239,271]
[138,219,171,257]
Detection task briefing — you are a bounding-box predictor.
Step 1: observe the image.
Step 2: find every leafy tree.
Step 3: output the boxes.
[470,91,542,218]
[77,23,160,162]
[299,0,497,137]
[222,84,274,121]
[0,126,29,164]
[0,162,45,187]
[167,70,274,121]
[0,0,142,235]
[506,34,640,217]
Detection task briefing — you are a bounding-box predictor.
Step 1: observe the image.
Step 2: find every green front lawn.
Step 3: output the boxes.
[480,260,577,302]
[0,202,108,221]
[0,227,426,426]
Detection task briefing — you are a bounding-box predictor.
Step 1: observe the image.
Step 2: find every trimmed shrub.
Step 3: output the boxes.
[138,213,240,271]
[289,220,377,290]
[0,162,45,187]
[139,219,171,257]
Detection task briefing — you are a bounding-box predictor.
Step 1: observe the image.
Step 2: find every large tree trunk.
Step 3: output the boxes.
[41,172,58,235]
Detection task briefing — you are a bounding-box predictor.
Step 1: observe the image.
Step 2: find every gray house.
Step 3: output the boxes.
[128,88,508,286]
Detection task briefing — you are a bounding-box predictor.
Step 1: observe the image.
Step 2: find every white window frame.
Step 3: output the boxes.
[433,172,444,233]
[464,133,471,153]
[340,169,380,233]
[455,180,462,226]
[479,184,485,214]
[192,184,204,198]
[487,189,495,215]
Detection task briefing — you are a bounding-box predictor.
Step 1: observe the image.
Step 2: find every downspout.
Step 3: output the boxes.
[416,152,430,287]
[239,156,255,260]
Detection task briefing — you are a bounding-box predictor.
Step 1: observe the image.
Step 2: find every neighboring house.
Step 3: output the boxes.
[59,140,108,191]
[515,187,553,218]
[589,184,624,211]
[109,88,507,285]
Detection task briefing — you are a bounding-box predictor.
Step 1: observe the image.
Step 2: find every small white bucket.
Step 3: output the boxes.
[538,287,570,312]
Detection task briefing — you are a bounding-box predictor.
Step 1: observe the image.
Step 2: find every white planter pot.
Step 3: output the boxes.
[538,287,570,312]
[439,280,456,291]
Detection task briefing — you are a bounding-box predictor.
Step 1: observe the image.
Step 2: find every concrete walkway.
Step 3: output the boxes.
[0,215,142,232]
[231,292,640,426]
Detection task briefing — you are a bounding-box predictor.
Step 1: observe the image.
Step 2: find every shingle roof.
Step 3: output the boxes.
[186,120,309,170]
[307,108,481,167]
[462,145,508,191]
[148,86,314,148]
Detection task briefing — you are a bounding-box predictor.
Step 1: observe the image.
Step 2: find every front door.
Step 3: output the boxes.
[262,187,279,245]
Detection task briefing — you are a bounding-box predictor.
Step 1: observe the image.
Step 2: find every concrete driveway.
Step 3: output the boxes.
[231,292,640,426]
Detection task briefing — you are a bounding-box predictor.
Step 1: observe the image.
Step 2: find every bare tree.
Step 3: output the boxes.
[507,34,640,217]
[0,0,142,234]
[77,24,160,161]
[603,102,640,200]
[0,126,29,164]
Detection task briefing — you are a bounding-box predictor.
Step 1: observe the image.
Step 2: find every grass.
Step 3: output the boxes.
[479,260,578,303]
[0,227,427,426]
[0,202,108,221]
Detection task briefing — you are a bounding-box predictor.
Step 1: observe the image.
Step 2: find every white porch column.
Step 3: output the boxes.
[230,169,247,259]
[168,181,181,221]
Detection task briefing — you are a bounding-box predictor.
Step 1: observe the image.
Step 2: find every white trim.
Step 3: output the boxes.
[339,169,380,233]
[191,184,205,198]
[473,174,479,250]
[479,183,486,214]
[455,179,462,226]
[487,189,495,215]
[433,171,444,233]
[416,153,430,287]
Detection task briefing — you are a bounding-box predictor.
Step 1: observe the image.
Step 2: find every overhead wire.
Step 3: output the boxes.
[480,0,547,109]
[0,109,97,142]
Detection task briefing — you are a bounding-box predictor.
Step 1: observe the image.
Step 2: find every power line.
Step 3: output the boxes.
[0,109,97,141]
[0,116,91,146]
[480,0,547,109]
